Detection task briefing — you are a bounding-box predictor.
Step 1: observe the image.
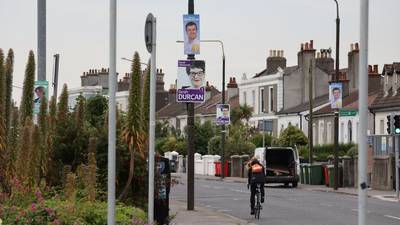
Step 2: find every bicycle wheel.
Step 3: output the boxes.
[256,203,261,219]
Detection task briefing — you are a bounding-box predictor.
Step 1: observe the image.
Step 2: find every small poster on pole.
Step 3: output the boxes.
[329,82,342,109]
[183,14,200,55]
[176,60,205,103]
[216,104,230,125]
[33,80,49,114]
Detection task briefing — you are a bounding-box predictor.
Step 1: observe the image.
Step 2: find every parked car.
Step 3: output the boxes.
[254,147,300,187]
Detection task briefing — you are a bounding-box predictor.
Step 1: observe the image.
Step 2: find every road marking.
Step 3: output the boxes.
[384,215,400,220]
[319,203,333,207]
[217,209,233,212]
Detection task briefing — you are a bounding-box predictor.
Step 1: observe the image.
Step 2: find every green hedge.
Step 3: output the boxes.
[299,143,356,161]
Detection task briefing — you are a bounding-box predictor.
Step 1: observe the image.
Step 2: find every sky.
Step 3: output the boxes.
[1,0,399,104]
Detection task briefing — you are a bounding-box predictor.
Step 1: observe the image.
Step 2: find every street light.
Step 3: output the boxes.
[176,39,226,179]
[332,0,340,191]
[121,57,149,67]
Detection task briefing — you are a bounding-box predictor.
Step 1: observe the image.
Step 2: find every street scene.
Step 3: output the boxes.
[0,0,399,225]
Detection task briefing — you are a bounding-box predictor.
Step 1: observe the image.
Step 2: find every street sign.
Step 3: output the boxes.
[216,104,230,125]
[144,13,154,53]
[339,109,357,117]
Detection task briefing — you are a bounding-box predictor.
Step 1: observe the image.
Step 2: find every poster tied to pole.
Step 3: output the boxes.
[329,82,342,109]
[183,14,200,55]
[176,60,205,103]
[33,80,49,114]
[216,104,230,125]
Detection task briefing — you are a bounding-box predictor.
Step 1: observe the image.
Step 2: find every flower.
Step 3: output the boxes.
[0,218,3,225]
[30,203,37,212]
[53,219,61,225]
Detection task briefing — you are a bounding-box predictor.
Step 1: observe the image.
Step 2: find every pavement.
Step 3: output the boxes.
[169,173,400,225]
[170,199,256,225]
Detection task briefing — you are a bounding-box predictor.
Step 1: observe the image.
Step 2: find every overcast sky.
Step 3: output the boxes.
[1,0,399,104]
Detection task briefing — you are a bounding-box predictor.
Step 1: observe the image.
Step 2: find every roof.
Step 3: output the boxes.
[382,62,400,75]
[277,94,329,115]
[194,94,240,116]
[156,101,186,119]
[283,66,299,75]
[313,90,379,115]
[370,89,400,110]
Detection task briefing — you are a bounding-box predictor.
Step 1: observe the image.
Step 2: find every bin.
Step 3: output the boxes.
[214,161,229,177]
[308,164,323,185]
[299,164,304,184]
[327,165,343,188]
[323,165,329,186]
[303,164,310,184]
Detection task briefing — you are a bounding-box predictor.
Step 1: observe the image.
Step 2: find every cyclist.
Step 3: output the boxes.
[247,157,266,215]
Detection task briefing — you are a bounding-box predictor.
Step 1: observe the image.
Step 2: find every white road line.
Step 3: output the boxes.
[217,209,233,212]
[319,203,333,207]
[384,215,400,220]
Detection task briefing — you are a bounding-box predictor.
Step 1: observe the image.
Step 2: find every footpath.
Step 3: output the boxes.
[170,199,256,225]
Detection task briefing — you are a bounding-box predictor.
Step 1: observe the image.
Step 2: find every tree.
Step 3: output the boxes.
[0,49,6,190]
[5,49,14,136]
[85,95,107,128]
[120,52,145,200]
[38,97,48,178]
[231,104,253,125]
[193,120,215,155]
[277,125,308,147]
[141,65,150,133]
[250,132,273,148]
[19,51,35,125]
[7,105,19,180]
[16,118,34,182]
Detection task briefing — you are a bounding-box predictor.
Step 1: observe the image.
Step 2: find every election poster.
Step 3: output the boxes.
[329,82,342,109]
[216,104,230,125]
[183,14,200,55]
[33,80,49,114]
[176,60,205,103]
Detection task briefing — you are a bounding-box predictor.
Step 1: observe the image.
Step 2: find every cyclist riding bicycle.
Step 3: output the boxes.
[247,157,266,215]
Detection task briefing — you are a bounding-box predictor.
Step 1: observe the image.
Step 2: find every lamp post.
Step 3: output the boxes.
[333,0,340,191]
[176,39,226,178]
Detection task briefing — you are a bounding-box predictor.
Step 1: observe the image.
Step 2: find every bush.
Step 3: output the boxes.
[250,133,272,148]
[299,143,355,161]
[277,125,307,147]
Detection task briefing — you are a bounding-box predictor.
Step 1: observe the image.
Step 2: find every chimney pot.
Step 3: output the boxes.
[355,43,359,50]
[273,50,276,57]
[305,43,309,50]
[269,50,272,57]
[233,77,236,83]
[281,50,284,57]
[374,65,378,73]
[350,43,354,51]
[310,40,314,49]
[301,43,304,51]
[368,65,372,73]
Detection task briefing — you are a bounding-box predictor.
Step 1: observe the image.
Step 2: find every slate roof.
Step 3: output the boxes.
[370,63,400,110]
[277,93,330,115]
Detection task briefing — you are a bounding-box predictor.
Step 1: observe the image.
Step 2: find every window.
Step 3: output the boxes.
[252,90,256,109]
[380,119,384,134]
[269,87,274,113]
[243,91,247,105]
[340,123,345,143]
[327,122,332,144]
[319,122,325,145]
[260,88,265,113]
[348,120,353,143]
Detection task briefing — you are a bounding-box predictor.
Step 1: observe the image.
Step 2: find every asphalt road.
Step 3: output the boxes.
[170,175,400,225]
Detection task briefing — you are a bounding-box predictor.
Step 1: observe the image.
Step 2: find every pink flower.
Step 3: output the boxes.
[53,219,61,225]
[30,203,37,212]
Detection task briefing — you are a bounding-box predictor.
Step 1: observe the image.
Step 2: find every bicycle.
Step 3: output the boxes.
[254,183,263,219]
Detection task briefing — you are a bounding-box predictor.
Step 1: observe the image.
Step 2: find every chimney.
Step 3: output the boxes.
[348,43,360,91]
[369,64,381,92]
[338,71,350,98]
[227,77,239,100]
[266,49,287,74]
[156,68,165,92]
[316,48,334,74]
[168,84,177,102]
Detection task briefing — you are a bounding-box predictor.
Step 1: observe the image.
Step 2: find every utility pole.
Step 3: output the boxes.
[186,0,195,211]
[358,0,369,224]
[52,54,60,99]
[145,13,157,225]
[221,47,226,179]
[108,0,117,224]
[333,0,341,191]
[308,60,314,164]
[38,0,46,81]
